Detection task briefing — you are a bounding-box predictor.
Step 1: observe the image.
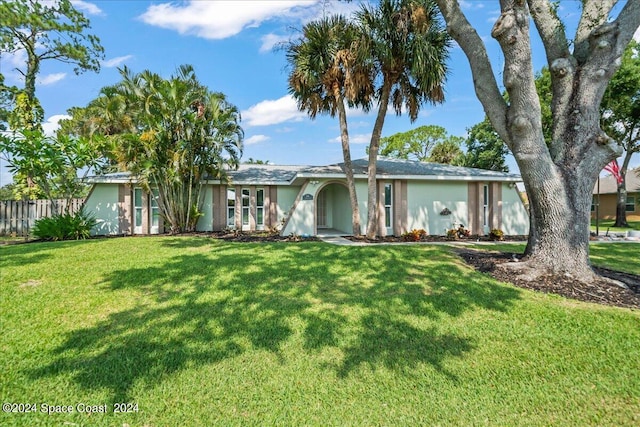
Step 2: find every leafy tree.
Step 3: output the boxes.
[287,15,373,235]
[0,183,19,200]
[463,118,510,172]
[435,0,639,282]
[244,158,270,165]
[356,0,451,238]
[89,65,243,233]
[0,0,104,110]
[0,74,17,132]
[0,130,101,209]
[428,138,463,165]
[376,125,455,161]
[600,40,640,227]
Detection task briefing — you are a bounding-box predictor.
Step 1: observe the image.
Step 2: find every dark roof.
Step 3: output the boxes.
[85,157,522,185]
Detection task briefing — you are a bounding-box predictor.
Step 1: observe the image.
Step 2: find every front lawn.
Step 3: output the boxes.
[1,237,639,426]
[591,219,640,233]
[474,242,640,275]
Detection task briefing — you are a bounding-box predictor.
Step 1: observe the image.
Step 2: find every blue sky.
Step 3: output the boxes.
[1,0,638,185]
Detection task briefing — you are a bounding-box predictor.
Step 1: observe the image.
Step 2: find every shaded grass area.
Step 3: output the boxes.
[472,242,640,275]
[1,237,639,426]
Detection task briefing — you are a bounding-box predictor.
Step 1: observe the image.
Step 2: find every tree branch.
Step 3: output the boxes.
[527,0,571,66]
[434,0,508,141]
[574,0,616,63]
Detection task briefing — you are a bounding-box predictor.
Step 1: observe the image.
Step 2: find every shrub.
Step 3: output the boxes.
[32,208,96,241]
[447,225,471,240]
[489,228,505,241]
[402,229,427,242]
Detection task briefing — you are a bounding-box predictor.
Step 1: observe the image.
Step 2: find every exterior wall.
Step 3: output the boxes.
[196,185,214,231]
[501,184,529,235]
[591,192,640,221]
[407,181,469,235]
[85,184,121,235]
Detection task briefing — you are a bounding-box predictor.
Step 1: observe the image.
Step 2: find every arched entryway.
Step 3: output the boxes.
[315,182,353,235]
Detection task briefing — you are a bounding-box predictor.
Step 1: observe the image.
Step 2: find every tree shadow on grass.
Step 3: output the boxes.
[27,242,521,402]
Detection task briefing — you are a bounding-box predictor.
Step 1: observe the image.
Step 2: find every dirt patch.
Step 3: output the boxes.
[179,231,319,243]
[19,279,42,289]
[456,249,640,309]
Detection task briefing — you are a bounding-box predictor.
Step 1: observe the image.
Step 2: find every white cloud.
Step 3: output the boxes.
[139,1,318,40]
[329,133,371,145]
[242,95,306,127]
[102,55,134,68]
[245,134,271,145]
[260,33,289,53]
[634,26,640,42]
[70,0,103,16]
[42,114,71,136]
[38,73,67,86]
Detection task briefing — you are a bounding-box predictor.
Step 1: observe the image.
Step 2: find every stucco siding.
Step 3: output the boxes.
[501,184,529,235]
[407,182,469,235]
[86,184,121,235]
[196,185,214,232]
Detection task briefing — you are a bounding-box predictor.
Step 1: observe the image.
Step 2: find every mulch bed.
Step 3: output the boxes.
[345,235,528,243]
[456,249,640,309]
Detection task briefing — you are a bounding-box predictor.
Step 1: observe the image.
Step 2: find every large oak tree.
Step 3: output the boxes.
[435,0,639,281]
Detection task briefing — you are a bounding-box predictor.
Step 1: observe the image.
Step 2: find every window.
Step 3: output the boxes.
[256,188,265,229]
[242,188,250,227]
[483,184,489,227]
[627,196,636,212]
[134,188,143,232]
[384,183,392,229]
[150,188,160,233]
[227,188,235,227]
[317,189,327,228]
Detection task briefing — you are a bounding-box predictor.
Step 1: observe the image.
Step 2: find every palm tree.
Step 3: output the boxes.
[286,15,373,236]
[356,0,450,238]
[89,64,243,232]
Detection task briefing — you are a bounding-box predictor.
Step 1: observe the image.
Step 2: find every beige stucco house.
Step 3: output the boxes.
[591,167,640,222]
[84,157,530,237]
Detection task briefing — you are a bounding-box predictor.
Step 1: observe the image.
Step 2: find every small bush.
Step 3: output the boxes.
[489,228,505,241]
[403,229,427,242]
[32,208,96,241]
[447,226,471,240]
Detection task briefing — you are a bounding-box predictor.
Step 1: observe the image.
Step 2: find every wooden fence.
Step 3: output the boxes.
[0,198,85,236]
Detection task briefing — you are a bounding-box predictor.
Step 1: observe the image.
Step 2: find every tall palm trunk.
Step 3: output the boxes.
[366,79,392,239]
[333,85,361,235]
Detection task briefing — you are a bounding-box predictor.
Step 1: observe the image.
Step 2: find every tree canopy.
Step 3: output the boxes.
[81,65,244,233]
[0,0,104,105]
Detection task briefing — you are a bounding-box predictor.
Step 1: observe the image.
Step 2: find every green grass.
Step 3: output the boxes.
[1,237,639,426]
[471,242,640,275]
[591,219,640,233]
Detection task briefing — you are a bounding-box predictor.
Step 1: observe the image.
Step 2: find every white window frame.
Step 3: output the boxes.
[626,195,636,212]
[227,188,236,228]
[241,188,250,229]
[384,183,393,230]
[134,187,143,234]
[256,188,265,230]
[483,184,489,228]
[150,188,160,234]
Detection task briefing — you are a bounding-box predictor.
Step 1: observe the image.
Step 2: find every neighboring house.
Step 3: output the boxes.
[83,157,530,237]
[592,167,640,221]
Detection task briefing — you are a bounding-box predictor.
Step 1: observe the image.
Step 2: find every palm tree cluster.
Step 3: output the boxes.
[62,64,243,233]
[286,0,450,238]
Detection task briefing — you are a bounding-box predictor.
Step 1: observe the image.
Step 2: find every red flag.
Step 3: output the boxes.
[604,160,623,184]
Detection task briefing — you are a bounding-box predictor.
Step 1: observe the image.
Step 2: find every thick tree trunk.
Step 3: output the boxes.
[522,163,597,280]
[334,89,361,236]
[614,185,628,228]
[365,79,392,239]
